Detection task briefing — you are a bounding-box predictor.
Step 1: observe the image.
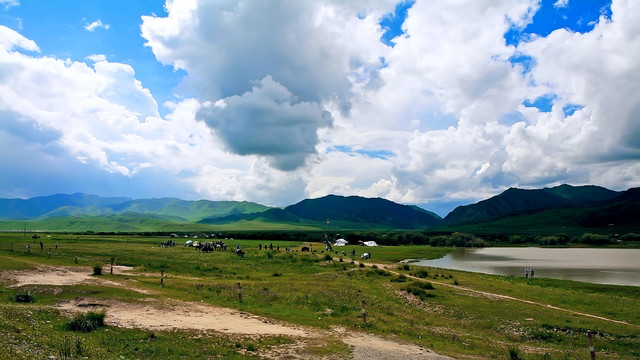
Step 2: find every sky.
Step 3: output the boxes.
[0,0,638,217]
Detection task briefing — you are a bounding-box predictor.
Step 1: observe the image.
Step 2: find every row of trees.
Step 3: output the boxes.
[88,230,640,247]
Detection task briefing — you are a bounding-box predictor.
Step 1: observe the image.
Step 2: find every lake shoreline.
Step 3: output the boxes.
[411,247,640,287]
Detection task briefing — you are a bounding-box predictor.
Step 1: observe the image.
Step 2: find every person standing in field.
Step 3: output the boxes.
[530,268,535,278]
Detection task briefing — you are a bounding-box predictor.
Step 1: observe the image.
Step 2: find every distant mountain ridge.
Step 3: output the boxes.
[444,184,621,225]
[0,194,271,222]
[200,195,442,229]
[1,184,637,232]
[447,187,640,233]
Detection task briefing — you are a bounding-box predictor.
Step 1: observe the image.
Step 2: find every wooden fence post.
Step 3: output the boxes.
[110,259,114,275]
[361,299,367,323]
[75,251,78,264]
[237,282,242,302]
[10,242,13,252]
[160,270,164,287]
[588,330,596,360]
[48,248,51,259]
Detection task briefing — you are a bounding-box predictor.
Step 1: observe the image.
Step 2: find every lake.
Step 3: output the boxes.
[413,247,640,287]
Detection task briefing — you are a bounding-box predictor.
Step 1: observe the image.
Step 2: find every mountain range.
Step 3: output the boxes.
[0,184,638,232]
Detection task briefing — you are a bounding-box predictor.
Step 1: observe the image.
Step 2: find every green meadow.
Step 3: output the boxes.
[0,233,638,359]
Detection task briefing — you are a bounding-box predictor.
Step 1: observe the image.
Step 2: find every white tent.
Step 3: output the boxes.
[363,241,378,247]
[333,239,348,246]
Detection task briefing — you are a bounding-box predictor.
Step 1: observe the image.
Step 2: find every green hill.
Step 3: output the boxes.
[448,187,640,235]
[0,194,271,222]
[0,193,131,219]
[201,195,442,230]
[1,186,636,233]
[444,184,620,226]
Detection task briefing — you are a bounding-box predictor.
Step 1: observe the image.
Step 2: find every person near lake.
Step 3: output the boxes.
[525,268,529,278]
[530,268,535,278]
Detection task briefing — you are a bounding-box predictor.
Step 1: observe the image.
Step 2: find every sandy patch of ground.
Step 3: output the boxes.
[54,297,454,359]
[334,328,454,360]
[2,264,455,359]
[1,265,151,294]
[55,297,309,337]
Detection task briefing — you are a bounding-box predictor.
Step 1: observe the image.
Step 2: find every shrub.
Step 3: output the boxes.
[367,269,390,277]
[92,264,103,275]
[267,251,274,259]
[85,310,105,327]
[324,254,333,261]
[11,291,35,303]
[507,346,524,360]
[415,269,429,278]
[404,281,436,300]
[404,285,435,300]
[620,233,640,242]
[65,310,106,332]
[414,281,434,290]
[390,275,408,282]
[402,264,410,271]
[579,233,613,245]
[66,316,96,332]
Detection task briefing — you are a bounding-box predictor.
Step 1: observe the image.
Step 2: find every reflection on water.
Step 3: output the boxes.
[414,247,640,287]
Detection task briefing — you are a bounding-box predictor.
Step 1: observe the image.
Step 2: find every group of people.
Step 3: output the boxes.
[524,267,535,278]
[258,243,278,251]
[25,241,58,252]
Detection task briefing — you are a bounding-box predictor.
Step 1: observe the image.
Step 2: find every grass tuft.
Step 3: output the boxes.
[65,310,106,332]
[92,264,103,275]
[10,290,35,303]
[507,346,524,360]
[404,281,436,300]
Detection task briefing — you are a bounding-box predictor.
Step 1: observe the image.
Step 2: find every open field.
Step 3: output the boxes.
[0,233,638,359]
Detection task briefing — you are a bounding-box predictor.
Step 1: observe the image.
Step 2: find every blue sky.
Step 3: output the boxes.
[1,1,183,113]
[0,0,638,216]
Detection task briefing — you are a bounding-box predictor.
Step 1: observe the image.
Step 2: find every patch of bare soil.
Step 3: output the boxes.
[4,264,455,359]
[1,265,151,294]
[334,328,455,360]
[55,297,309,337]
[394,290,450,316]
[55,297,455,359]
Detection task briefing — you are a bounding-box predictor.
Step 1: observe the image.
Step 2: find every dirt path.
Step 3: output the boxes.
[2,264,455,360]
[370,262,637,328]
[55,297,309,337]
[337,330,454,360]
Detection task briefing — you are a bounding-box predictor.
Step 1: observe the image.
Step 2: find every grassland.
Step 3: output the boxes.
[0,233,638,359]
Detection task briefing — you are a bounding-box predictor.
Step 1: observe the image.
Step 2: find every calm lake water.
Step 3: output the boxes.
[414,247,640,287]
